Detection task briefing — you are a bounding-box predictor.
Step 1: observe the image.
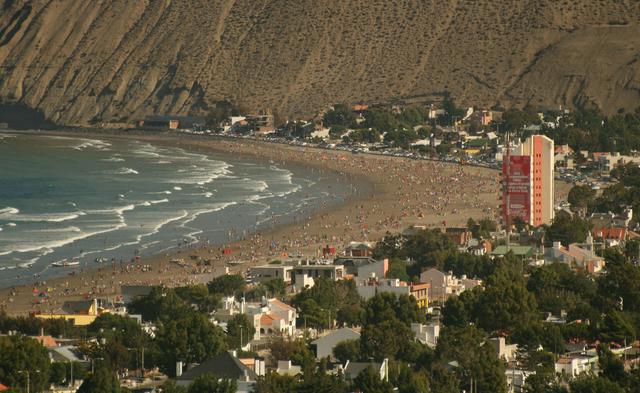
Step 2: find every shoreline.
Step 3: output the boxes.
[0,130,559,316]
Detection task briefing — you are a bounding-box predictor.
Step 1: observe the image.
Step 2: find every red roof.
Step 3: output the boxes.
[260,314,277,327]
[593,227,626,240]
[0,383,9,391]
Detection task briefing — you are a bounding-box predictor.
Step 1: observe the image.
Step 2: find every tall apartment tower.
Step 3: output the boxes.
[502,134,555,227]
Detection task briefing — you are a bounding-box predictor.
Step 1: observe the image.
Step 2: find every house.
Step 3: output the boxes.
[506,368,534,393]
[176,351,257,392]
[591,208,633,228]
[419,268,481,303]
[120,285,153,304]
[250,264,293,284]
[292,262,344,285]
[35,299,101,326]
[0,383,8,392]
[545,236,605,273]
[411,322,439,347]
[311,328,361,360]
[344,359,389,381]
[490,337,518,362]
[138,115,205,130]
[444,227,472,246]
[345,241,375,257]
[261,299,296,336]
[555,353,598,378]
[276,360,302,376]
[355,259,388,281]
[49,346,84,363]
[592,226,633,247]
[356,278,429,308]
[333,256,379,276]
[245,110,275,134]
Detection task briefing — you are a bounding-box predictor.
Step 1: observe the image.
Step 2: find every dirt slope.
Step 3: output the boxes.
[0,0,639,126]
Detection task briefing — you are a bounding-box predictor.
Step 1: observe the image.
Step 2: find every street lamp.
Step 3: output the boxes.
[17,370,39,393]
[90,357,104,374]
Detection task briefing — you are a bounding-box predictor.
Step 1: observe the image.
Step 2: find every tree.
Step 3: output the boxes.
[360,319,414,361]
[394,364,430,393]
[154,313,227,376]
[0,335,51,393]
[268,335,314,367]
[569,374,624,393]
[323,104,356,128]
[333,339,360,364]
[263,279,286,298]
[161,380,187,393]
[567,185,596,210]
[187,373,236,393]
[226,314,255,349]
[207,275,246,297]
[253,372,299,393]
[544,210,591,246]
[77,362,120,393]
[353,365,394,393]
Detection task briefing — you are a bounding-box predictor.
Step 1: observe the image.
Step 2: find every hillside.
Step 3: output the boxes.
[0,0,639,126]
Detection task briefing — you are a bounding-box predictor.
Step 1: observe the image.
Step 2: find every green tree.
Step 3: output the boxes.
[567,185,596,210]
[207,275,246,297]
[569,374,624,393]
[226,314,256,349]
[77,362,120,393]
[353,365,394,393]
[253,372,299,393]
[160,380,187,393]
[187,373,236,393]
[333,339,360,364]
[155,313,227,376]
[323,104,356,127]
[0,335,51,393]
[544,210,591,246]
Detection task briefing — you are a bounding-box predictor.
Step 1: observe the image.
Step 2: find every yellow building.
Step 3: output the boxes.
[35,299,101,326]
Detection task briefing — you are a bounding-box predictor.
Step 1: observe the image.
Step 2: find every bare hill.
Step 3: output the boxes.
[0,0,639,126]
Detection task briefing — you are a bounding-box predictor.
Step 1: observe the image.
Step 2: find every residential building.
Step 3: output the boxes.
[506,368,534,393]
[490,337,518,362]
[419,268,481,303]
[545,236,605,273]
[503,135,554,227]
[250,264,293,284]
[176,351,257,392]
[35,299,102,326]
[356,278,429,308]
[345,241,375,257]
[311,328,361,360]
[411,322,439,347]
[120,285,153,304]
[292,262,344,285]
[344,359,389,381]
[276,360,302,377]
[590,208,633,228]
[334,256,379,276]
[444,227,472,246]
[555,353,598,379]
[138,115,204,130]
[245,110,275,134]
[355,259,388,281]
[491,245,534,259]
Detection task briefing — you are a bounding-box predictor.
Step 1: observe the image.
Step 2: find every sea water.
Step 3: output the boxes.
[0,132,345,287]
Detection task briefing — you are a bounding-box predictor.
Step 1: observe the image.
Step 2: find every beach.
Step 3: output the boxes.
[0,132,571,315]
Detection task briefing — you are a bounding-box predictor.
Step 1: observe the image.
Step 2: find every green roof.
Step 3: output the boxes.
[491,245,533,257]
[466,139,489,147]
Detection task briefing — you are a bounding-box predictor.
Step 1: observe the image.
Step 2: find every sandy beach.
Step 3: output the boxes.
[0,132,571,315]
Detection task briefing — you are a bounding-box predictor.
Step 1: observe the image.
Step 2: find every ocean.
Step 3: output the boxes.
[0,132,348,288]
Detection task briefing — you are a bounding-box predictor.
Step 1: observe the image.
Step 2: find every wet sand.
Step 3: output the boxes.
[0,132,571,315]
